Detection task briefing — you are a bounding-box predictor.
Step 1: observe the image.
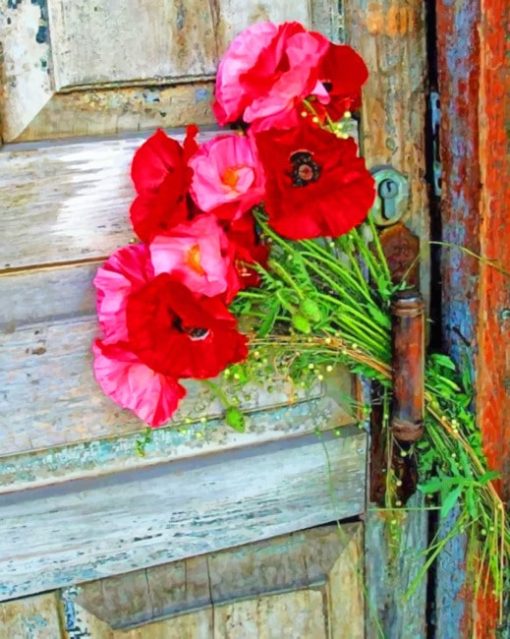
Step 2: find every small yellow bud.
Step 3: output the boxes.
[300,110,308,117]
[344,111,352,119]
[312,116,319,123]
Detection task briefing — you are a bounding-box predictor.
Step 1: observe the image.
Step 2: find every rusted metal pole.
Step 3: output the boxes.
[390,289,425,443]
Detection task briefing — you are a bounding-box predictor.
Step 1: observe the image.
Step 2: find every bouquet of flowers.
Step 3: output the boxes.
[92,21,374,427]
[92,21,508,611]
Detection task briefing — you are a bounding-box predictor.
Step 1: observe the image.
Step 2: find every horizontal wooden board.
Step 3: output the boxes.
[1,312,348,457]
[0,429,367,601]
[0,134,168,270]
[0,394,353,493]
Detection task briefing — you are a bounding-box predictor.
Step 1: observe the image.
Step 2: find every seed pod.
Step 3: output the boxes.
[292,313,312,334]
[299,299,322,323]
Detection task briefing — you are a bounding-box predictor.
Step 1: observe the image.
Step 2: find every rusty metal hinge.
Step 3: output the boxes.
[370,288,426,505]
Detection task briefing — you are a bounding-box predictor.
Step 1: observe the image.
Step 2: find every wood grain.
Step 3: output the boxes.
[62,525,362,637]
[0,430,366,601]
[75,525,361,630]
[47,1,218,90]
[436,0,510,635]
[0,0,337,142]
[1,313,350,457]
[0,592,63,639]
[342,4,430,637]
[344,0,430,304]
[365,494,428,638]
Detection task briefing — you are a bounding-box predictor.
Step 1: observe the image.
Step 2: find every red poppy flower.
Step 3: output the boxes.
[317,44,369,120]
[126,275,248,379]
[255,123,375,240]
[130,126,198,242]
[226,215,269,288]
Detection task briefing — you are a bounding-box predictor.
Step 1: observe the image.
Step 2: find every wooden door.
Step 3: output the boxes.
[0,1,430,637]
[0,525,363,638]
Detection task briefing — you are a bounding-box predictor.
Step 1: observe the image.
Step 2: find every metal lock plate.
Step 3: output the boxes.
[370,167,409,226]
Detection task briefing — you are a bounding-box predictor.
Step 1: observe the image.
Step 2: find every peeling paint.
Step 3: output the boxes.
[195,87,211,102]
[30,0,48,44]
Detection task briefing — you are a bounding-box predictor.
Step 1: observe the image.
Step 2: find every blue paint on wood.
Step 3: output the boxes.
[438,1,481,635]
[435,506,468,638]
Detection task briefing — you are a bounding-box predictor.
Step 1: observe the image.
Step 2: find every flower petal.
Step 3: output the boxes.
[94,244,153,342]
[93,340,186,427]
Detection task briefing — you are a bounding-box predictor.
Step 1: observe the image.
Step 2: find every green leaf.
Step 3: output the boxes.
[225,406,246,432]
[257,301,281,337]
[478,470,501,485]
[440,485,463,519]
[429,353,457,371]
[418,478,445,494]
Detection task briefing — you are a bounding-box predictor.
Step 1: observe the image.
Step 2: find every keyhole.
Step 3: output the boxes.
[379,178,399,220]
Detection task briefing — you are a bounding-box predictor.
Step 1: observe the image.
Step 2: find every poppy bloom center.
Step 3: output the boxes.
[185,243,206,275]
[289,151,321,187]
[172,315,210,341]
[222,166,242,189]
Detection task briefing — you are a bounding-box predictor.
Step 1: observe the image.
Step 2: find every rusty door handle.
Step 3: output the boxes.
[390,289,425,443]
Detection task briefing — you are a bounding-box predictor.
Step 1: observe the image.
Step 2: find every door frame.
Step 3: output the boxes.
[435,0,510,635]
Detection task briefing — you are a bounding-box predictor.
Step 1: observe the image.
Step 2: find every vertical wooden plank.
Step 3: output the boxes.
[0,592,63,639]
[435,1,481,635]
[477,0,510,500]
[344,0,430,302]
[436,0,509,635]
[327,526,364,639]
[213,590,328,639]
[365,495,428,638]
[343,3,430,637]
[475,1,510,629]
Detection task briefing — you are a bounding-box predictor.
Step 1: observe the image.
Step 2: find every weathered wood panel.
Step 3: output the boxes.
[47,1,219,90]
[342,4,431,637]
[62,525,362,637]
[0,394,352,492]
[0,258,353,461]
[0,592,63,639]
[0,0,337,142]
[344,0,430,304]
[0,316,321,455]
[436,0,510,635]
[0,135,166,270]
[0,429,366,601]
[365,495,428,638]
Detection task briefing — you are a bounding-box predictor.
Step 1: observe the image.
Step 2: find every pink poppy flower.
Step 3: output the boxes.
[93,341,186,427]
[94,244,154,343]
[189,134,265,222]
[149,214,239,300]
[213,21,329,131]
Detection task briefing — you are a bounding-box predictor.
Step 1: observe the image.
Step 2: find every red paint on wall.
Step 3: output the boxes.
[477,0,510,499]
[475,3,510,631]
[437,0,509,634]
